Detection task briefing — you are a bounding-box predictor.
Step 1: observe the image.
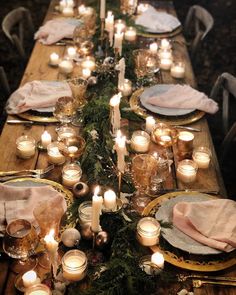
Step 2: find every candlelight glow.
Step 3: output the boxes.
[94,186,100,196]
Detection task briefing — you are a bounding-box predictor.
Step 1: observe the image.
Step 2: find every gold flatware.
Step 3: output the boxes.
[7,119,34,124]
[179,274,236,282]
[0,165,54,177]
[193,279,236,288]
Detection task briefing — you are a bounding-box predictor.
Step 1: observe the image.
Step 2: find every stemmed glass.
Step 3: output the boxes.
[53,96,76,127]
[59,135,86,163]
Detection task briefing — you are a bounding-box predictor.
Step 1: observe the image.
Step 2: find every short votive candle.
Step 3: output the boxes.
[49,52,59,66]
[62,163,82,187]
[118,79,132,96]
[81,56,96,71]
[177,159,198,183]
[24,284,51,295]
[82,68,91,79]
[57,126,76,141]
[47,142,65,165]
[131,130,150,153]
[59,60,73,74]
[16,135,36,159]
[159,48,172,60]
[145,116,156,133]
[149,42,158,54]
[62,250,87,281]
[137,217,161,247]
[78,201,92,226]
[22,270,40,288]
[67,47,77,59]
[160,58,172,70]
[177,131,194,153]
[62,7,74,17]
[151,252,164,269]
[170,62,185,79]
[160,38,170,50]
[192,146,211,169]
[124,27,137,42]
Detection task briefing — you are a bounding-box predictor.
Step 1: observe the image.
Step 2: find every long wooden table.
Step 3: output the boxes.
[0,1,235,294]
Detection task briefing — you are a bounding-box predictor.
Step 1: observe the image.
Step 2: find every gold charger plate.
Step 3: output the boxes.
[130,88,205,126]
[17,111,58,123]
[142,191,236,272]
[138,25,182,38]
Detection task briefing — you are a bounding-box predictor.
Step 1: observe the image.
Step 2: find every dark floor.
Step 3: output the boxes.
[0,0,236,197]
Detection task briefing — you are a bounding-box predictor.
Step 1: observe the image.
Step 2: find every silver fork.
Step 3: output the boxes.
[0,164,54,177]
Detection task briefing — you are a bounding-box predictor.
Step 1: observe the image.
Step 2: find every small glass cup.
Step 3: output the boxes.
[62,250,87,281]
[192,146,211,169]
[16,135,36,159]
[170,61,185,79]
[24,284,51,295]
[133,49,159,78]
[131,130,150,153]
[62,163,82,187]
[57,126,77,141]
[137,217,161,246]
[47,142,66,165]
[176,159,198,183]
[78,201,92,227]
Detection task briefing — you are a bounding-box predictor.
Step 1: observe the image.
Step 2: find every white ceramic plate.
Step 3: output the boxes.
[140,84,195,116]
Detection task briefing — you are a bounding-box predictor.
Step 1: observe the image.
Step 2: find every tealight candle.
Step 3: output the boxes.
[49,52,59,66]
[151,252,164,269]
[67,47,77,59]
[177,131,194,153]
[170,62,185,79]
[57,126,76,141]
[104,190,117,210]
[118,79,132,96]
[137,3,149,14]
[159,49,172,60]
[78,201,92,226]
[47,142,65,165]
[160,58,172,70]
[131,131,150,153]
[81,56,96,71]
[66,0,74,7]
[41,131,52,149]
[114,19,126,33]
[59,0,67,11]
[22,270,40,288]
[24,284,51,295]
[59,60,73,74]
[124,26,137,42]
[91,186,103,233]
[82,68,91,79]
[145,116,156,133]
[62,7,74,17]
[160,38,170,50]
[78,4,86,15]
[137,217,161,246]
[16,135,36,159]
[192,146,211,169]
[149,42,158,54]
[62,250,87,281]
[177,159,198,183]
[62,163,82,187]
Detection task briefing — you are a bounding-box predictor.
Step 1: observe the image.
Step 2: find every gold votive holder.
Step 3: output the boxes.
[124,26,137,42]
[16,135,36,159]
[192,146,211,169]
[62,250,87,282]
[139,252,164,275]
[176,159,198,183]
[62,163,82,188]
[151,123,178,147]
[177,131,194,159]
[170,61,185,79]
[136,217,161,247]
[131,130,150,153]
[47,142,66,165]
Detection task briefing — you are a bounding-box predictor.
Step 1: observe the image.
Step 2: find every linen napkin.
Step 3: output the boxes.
[173,199,236,252]
[6,80,72,114]
[34,18,82,45]
[146,84,219,114]
[0,184,67,232]
[135,6,181,33]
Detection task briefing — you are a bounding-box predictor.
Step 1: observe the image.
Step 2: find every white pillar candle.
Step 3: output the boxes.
[177,160,198,183]
[118,79,132,96]
[44,229,59,277]
[110,93,121,134]
[145,116,156,133]
[16,136,36,159]
[47,145,65,165]
[160,58,172,70]
[67,47,77,59]
[114,19,126,33]
[192,147,211,169]
[151,252,164,269]
[114,130,128,173]
[124,26,137,42]
[81,56,96,71]
[22,271,40,288]
[59,60,73,74]
[100,0,106,19]
[104,190,117,210]
[105,11,114,31]
[160,38,170,50]
[91,186,103,233]
[62,7,74,17]
[131,133,150,153]
[170,62,185,79]
[118,58,125,89]
[149,42,158,54]
[159,49,172,59]
[41,131,52,149]
[82,68,91,79]
[62,163,82,187]
[49,52,59,66]
[114,32,123,56]
[137,217,161,246]
[62,250,87,281]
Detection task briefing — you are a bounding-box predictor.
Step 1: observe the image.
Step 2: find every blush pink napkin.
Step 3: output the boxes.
[6,80,72,114]
[0,184,67,232]
[146,85,219,114]
[173,199,236,252]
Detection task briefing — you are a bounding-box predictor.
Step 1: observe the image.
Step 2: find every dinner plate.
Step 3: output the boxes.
[140,84,195,116]
[155,194,222,255]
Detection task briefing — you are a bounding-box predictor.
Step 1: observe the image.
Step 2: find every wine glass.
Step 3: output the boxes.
[3,219,39,273]
[53,96,76,127]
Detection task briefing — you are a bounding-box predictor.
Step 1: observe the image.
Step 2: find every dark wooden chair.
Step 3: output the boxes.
[0,66,10,97]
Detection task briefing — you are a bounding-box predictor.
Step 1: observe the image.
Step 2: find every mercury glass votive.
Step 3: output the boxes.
[62,250,87,281]
[176,159,198,183]
[62,163,82,187]
[177,131,194,153]
[137,217,161,246]
[24,284,51,295]
[78,201,92,227]
[192,146,211,169]
[47,142,66,165]
[151,123,178,147]
[16,135,36,159]
[131,130,150,153]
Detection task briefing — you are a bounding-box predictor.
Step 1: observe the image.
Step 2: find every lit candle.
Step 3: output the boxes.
[137,217,161,246]
[160,58,172,70]
[192,147,211,169]
[44,229,59,277]
[82,68,91,79]
[151,252,164,269]
[104,189,117,210]
[47,144,65,165]
[67,47,77,59]
[81,56,96,71]
[124,26,137,42]
[170,62,185,79]
[62,163,82,187]
[114,130,128,173]
[177,131,194,153]
[145,116,156,133]
[24,284,51,295]
[149,42,158,54]
[62,6,74,17]
[114,32,123,56]
[118,58,125,90]
[57,126,76,141]
[78,4,86,15]
[110,93,121,134]
[131,131,150,153]
[118,79,132,96]
[59,60,73,74]
[91,186,103,233]
[105,11,114,31]
[41,131,52,149]
[159,49,172,60]
[100,0,106,19]
[78,201,92,226]
[22,271,40,288]
[137,3,149,14]
[66,0,74,7]
[114,19,126,33]
[62,250,87,281]
[59,0,67,11]
[177,159,198,183]
[49,52,59,66]
[16,136,36,159]
[160,38,170,50]
[78,6,93,16]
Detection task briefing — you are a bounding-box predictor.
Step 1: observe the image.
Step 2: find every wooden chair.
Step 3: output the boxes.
[0,66,10,97]
[184,5,214,62]
[2,7,34,59]
[219,122,236,165]
[210,72,236,137]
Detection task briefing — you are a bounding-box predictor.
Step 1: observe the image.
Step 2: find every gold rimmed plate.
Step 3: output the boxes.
[138,25,182,38]
[130,88,205,126]
[17,110,58,123]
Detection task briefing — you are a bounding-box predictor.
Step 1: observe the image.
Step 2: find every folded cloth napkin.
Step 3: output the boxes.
[146,84,219,114]
[173,199,236,252]
[34,18,81,45]
[0,184,67,232]
[135,6,181,32]
[6,80,72,114]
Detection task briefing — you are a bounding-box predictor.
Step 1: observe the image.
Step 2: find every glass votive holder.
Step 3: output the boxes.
[62,250,87,281]
[170,61,185,79]
[131,130,150,153]
[59,60,73,75]
[24,284,51,295]
[160,38,171,50]
[137,217,161,247]
[57,126,77,141]
[81,56,96,71]
[114,19,126,33]
[151,123,178,147]
[47,142,66,165]
[78,201,92,227]
[160,58,172,70]
[16,135,36,159]
[124,26,137,42]
[62,163,82,188]
[177,131,194,153]
[176,159,198,183]
[118,79,132,96]
[159,48,172,60]
[192,146,211,169]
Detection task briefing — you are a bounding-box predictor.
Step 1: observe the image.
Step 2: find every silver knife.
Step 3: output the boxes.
[174,125,201,132]
[7,120,34,124]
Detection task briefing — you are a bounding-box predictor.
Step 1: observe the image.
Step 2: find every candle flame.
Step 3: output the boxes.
[94,186,100,196]
[44,229,55,243]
